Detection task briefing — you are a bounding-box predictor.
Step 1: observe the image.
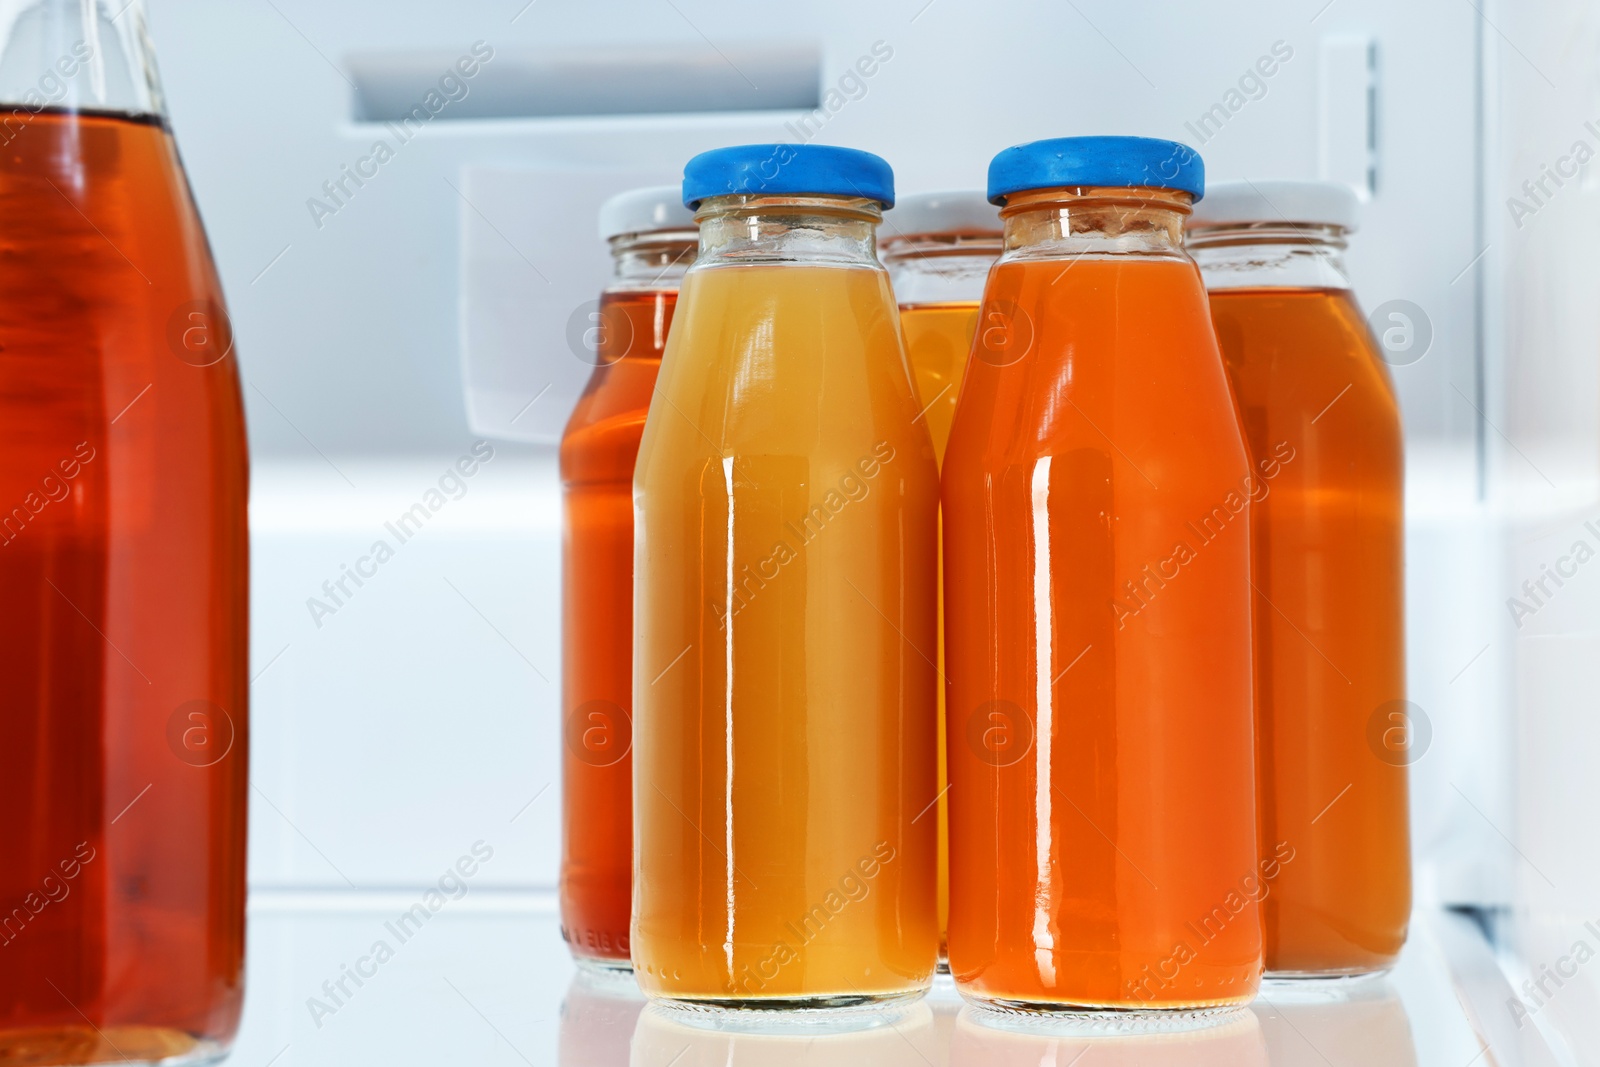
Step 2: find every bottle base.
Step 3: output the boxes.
[1261,968,1393,997]
[645,989,927,1035]
[961,998,1251,1036]
[0,1026,227,1067]
[572,953,635,977]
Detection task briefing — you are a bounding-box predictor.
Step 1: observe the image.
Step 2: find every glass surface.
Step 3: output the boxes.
[1203,277,1411,976]
[886,234,1000,970]
[0,4,248,1063]
[632,195,940,1007]
[561,290,677,969]
[942,188,1261,1011]
[886,237,996,461]
[899,301,976,970]
[886,237,997,461]
[898,300,982,468]
[560,232,695,971]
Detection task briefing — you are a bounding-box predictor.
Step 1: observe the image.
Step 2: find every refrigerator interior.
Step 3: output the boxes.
[138,0,1600,1060]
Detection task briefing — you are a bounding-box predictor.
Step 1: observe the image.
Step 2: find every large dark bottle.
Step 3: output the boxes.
[0,3,248,1063]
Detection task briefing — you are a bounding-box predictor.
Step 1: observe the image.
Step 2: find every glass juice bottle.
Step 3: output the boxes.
[1187,181,1410,977]
[561,188,698,971]
[632,145,940,1012]
[942,137,1262,1015]
[880,191,1000,969]
[883,192,1001,463]
[0,3,249,1064]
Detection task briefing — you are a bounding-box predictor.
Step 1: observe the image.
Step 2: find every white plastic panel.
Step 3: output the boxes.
[140,0,1504,911]
[1318,35,1377,197]
[350,43,824,121]
[1483,0,1600,952]
[1485,0,1600,498]
[458,166,669,444]
[248,455,561,889]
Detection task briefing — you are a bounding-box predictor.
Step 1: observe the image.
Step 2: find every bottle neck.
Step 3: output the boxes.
[606,230,698,293]
[999,186,1193,263]
[693,194,883,270]
[0,0,166,116]
[882,234,1001,306]
[1185,224,1353,291]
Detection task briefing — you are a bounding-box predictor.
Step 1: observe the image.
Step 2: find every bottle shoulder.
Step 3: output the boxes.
[638,282,933,475]
[1209,287,1400,411]
[560,360,659,485]
[943,257,1247,486]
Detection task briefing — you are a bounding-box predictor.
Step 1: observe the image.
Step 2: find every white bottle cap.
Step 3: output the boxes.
[1188,180,1360,232]
[884,190,1001,240]
[597,185,699,241]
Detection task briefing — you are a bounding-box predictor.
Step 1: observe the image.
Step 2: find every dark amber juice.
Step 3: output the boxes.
[0,110,248,1063]
[1209,287,1410,975]
[559,289,675,968]
[943,254,1261,1010]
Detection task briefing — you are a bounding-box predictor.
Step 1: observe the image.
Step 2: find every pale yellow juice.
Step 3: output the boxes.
[900,302,980,466]
[898,300,980,960]
[632,262,941,1004]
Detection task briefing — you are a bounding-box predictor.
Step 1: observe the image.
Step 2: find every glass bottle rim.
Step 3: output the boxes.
[1185,221,1350,251]
[880,231,1003,258]
[0,0,167,117]
[693,192,884,225]
[997,184,1196,219]
[606,227,699,251]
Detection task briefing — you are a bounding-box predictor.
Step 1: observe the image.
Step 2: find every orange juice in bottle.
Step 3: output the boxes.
[943,137,1262,1016]
[882,191,1001,969]
[1188,181,1410,977]
[632,145,940,1014]
[560,187,697,972]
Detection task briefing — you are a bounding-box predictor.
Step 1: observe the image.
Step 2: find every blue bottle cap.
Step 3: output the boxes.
[682,144,895,210]
[987,136,1205,205]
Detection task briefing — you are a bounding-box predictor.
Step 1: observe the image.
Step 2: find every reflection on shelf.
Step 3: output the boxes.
[950,1005,1266,1066]
[1256,976,1418,1066]
[556,972,1422,1066]
[559,968,647,1066]
[630,1000,940,1067]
